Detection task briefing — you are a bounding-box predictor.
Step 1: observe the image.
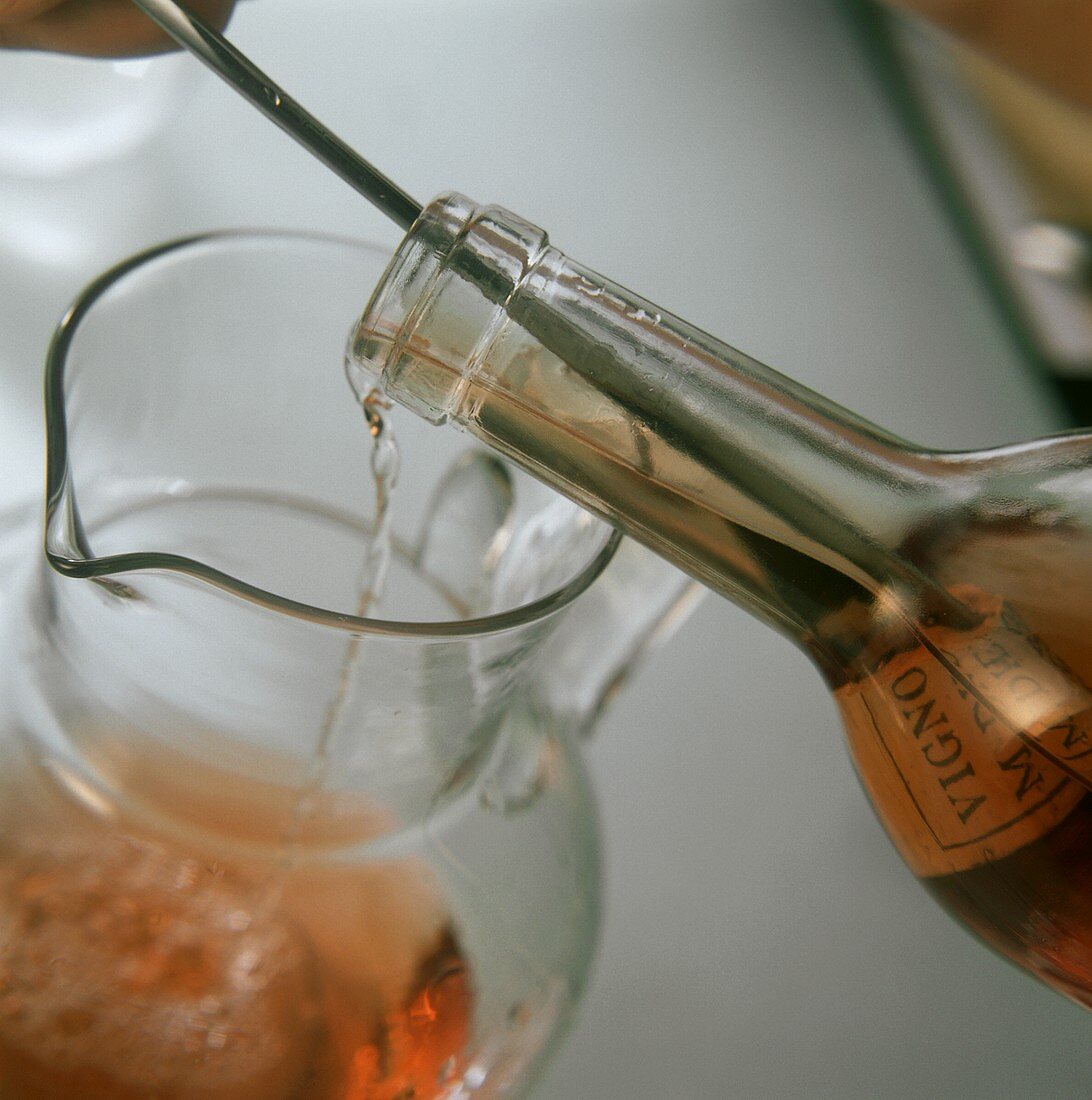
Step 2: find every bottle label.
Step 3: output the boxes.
[838,589,1091,877]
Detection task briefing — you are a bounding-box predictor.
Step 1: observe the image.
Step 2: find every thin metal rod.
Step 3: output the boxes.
[130,0,423,231]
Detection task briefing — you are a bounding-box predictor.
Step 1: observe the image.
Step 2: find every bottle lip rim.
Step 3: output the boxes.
[43,229,620,641]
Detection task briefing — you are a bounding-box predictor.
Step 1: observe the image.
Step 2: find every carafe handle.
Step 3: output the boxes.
[535,539,703,735]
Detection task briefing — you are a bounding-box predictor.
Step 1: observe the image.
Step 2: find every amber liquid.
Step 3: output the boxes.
[834,578,1092,1009]
[841,692,1092,1009]
[0,762,472,1100]
[925,794,1092,1008]
[0,398,474,1098]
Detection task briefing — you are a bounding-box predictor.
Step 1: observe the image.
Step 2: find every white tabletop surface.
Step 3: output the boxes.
[1,1,1087,1096]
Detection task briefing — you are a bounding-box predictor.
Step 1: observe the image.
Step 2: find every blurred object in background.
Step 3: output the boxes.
[0,50,198,177]
[883,0,1092,110]
[843,0,1092,425]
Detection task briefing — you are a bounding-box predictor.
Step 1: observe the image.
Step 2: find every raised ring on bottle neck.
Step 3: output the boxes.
[350,193,551,426]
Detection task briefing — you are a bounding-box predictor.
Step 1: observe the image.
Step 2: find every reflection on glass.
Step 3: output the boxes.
[0,52,198,178]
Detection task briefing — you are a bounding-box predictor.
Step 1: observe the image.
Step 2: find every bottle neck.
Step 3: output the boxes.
[350,195,960,675]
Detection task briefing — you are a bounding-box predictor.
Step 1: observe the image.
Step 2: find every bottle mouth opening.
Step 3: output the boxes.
[348,192,481,426]
[43,230,619,640]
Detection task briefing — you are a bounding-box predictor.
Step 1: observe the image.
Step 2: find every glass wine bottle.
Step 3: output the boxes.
[349,193,1092,1009]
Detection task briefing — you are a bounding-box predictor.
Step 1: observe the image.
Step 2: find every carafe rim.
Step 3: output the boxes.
[42,229,621,640]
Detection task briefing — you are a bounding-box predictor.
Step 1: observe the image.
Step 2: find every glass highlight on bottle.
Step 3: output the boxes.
[351,193,1092,1010]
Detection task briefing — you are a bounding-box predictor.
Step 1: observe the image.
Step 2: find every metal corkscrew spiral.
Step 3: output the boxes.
[129,0,423,231]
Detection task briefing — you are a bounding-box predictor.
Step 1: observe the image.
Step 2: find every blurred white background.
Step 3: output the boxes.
[0,1,1087,1095]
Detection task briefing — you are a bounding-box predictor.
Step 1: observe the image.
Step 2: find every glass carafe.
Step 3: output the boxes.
[0,232,696,1097]
[351,194,1092,1009]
